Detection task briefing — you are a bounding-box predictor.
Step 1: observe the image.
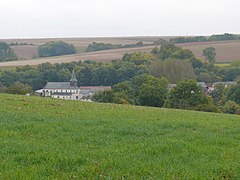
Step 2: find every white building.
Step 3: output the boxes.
[42,70,81,100]
[38,69,111,101]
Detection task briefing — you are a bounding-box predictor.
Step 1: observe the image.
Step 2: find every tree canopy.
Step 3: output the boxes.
[94,74,168,107]
[85,41,145,52]
[169,33,240,44]
[164,79,210,110]
[149,59,195,83]
[122,52,155,65]
[156,44,195,60]
[203,47,216,64]
[38,41,77,57]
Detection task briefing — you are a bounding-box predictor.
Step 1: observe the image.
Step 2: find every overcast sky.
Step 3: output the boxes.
[0,0,239,39]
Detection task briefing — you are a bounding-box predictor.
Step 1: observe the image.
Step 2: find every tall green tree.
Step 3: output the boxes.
[203,47,216,64]
[138,76,168,107]
[164,79,209,110]
[223,83,240,104]
[149,59,196,83]
[94,74,169,107]
[158,44,195,60]
[122,52,155,65]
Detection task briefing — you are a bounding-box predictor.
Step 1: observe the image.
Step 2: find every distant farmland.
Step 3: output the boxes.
[2,37,158,60]
[0,45,156,67]
[0,37,240,67]
[178,40,240,62]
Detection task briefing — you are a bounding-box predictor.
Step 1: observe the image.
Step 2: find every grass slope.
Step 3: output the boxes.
[0,94,240,179]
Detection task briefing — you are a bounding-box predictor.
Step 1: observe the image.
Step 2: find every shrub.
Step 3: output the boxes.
[5,82,33,95]
[223,100,240,114]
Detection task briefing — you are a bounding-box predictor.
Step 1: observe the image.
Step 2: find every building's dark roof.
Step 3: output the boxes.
[44,82,79,89]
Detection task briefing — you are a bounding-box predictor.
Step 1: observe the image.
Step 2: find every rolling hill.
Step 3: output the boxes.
[178,40,240,62]
[0,94,240,178]
[1,37,157,60]
[0,37,240,67]
[0,45,155,67]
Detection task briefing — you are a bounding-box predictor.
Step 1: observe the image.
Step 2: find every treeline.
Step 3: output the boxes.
[1,44,240,114]
[86,33,240,52]
[169,33,240,44]
[9,42,33,46]
[85,41,144,52]
[1,44,239,89]
[0,59,148,91]
[152,44,239,83]
[0,42,17,62]
[38,41,77,57]
[94,76,240,114]
[0,41,77,61]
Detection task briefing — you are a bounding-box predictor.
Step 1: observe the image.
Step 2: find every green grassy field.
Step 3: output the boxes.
[0,94,240,179]
[215,62,231,67]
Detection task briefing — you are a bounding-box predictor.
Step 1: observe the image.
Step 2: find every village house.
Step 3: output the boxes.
[80,86,111,101]
[207,81,237,93]
[168,82,208,93]
[212,81,237,88]
[37,70,111,101]
[168,81,238,95]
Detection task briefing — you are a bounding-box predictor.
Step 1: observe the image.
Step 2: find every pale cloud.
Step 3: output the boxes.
[0,0,239,38]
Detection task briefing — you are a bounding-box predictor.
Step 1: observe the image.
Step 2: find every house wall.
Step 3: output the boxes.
[44,89,80,96]
[42,87,109,101]
[52,95,72,100]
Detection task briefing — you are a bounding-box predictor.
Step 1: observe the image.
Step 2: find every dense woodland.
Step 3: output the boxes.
[38,41,77,57]
[0,43,240,114]
[169,33,240,43]
[85,41,145,52]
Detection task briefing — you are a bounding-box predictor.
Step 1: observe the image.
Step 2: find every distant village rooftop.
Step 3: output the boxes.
[44,82,79,89]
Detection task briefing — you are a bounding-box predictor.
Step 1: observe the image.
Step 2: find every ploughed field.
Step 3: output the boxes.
[1,37,240,67]
[178,40,240,62]
[0,94,240,179]
[0,45,155,67]
[1,37,158,60]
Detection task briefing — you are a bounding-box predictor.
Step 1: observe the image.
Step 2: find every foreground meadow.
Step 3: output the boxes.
[0,94,240,179]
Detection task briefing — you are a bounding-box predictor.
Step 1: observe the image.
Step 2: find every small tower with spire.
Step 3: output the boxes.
[70,69,78,87]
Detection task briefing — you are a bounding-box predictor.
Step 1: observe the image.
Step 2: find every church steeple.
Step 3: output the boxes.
[70,69,78,87]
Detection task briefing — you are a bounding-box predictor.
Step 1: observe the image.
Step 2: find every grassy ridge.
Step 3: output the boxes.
[0,94,240,179]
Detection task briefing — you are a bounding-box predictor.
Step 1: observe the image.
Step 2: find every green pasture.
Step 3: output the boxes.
[0,94,239,179]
